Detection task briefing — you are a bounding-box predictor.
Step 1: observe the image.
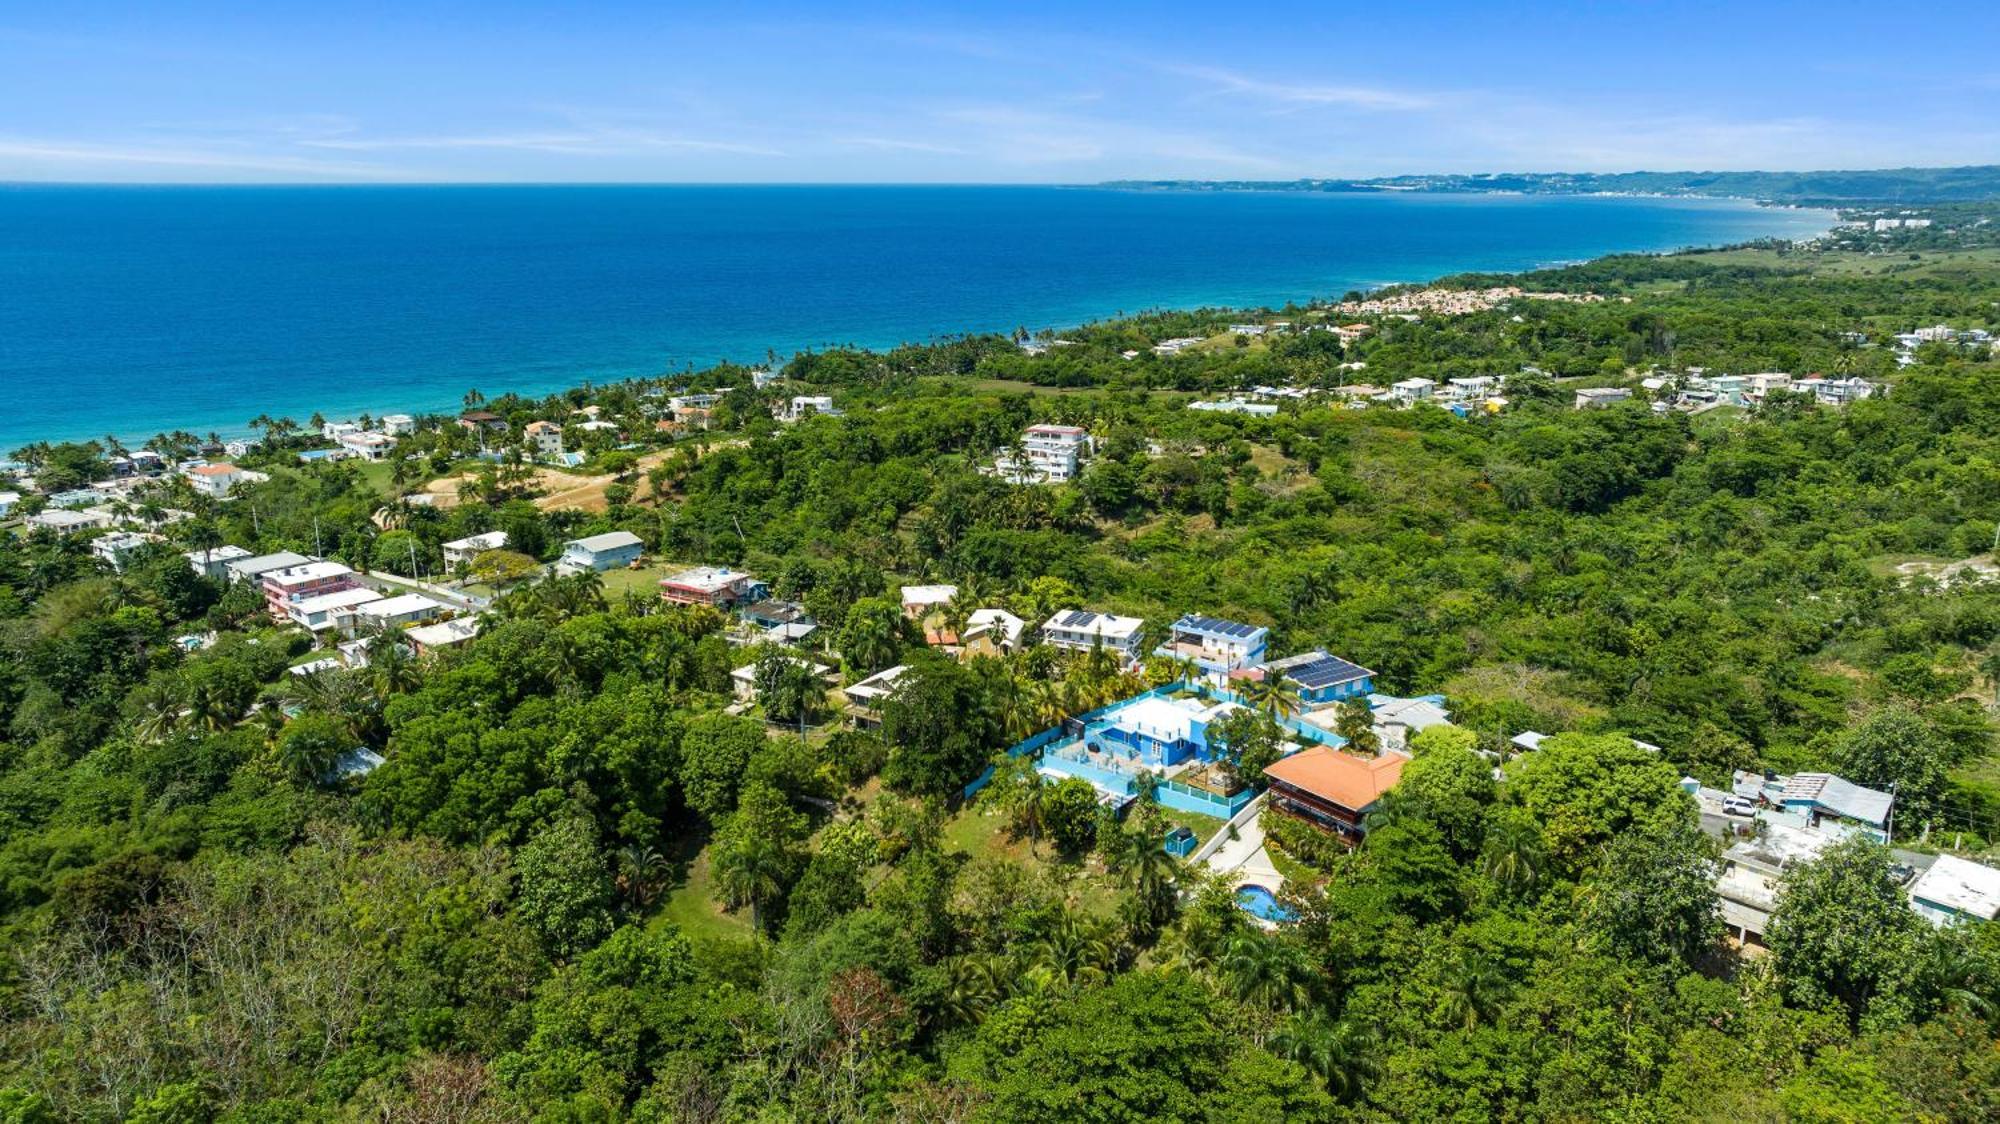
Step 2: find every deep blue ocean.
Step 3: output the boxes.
[0,185,1830,450]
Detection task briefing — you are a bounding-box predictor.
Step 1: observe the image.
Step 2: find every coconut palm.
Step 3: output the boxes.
[366,633,423,701]
[1439,952,1506,1031]
[1030,911,1117,987]
[615,844,671,907]
[712,833,789,933]
[1480,814,1548,897]
[1221,933,1308,1014]
[1105,826,1179,929]
[131,680,184,743]
[940,954,1009,1027]
[1241,674,1302,721]
[1271,1014,1377,1102]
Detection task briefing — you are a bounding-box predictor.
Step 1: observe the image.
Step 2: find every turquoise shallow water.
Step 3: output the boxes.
[0,185,1829,449]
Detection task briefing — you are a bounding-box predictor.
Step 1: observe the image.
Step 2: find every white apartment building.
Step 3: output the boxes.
[998,424,1093,484]
[1040,608,1146,662]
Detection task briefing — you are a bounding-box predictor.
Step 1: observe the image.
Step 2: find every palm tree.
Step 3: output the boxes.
[131,681,184,743]
[940,954,1009,1027]
[1480,815,1548,897]
[366,633,423,701]
[1439,953,1505,1031]
[1030,911,1116,987]
[1105,827,1179,929]
[1241,674,1302,721]
[1221,933,1307,1014]
[615,844,671,907]
[840,600,904,674]
[712,834,788,932]
[986,753,1049,854]
[1271,1014,1377,1102]
[249,704,288,748]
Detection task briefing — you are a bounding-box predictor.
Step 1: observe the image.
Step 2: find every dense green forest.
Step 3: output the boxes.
[4,245,2000,1121]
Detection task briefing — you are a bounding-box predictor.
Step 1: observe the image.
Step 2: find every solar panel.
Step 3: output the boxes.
[1279,653,1371,689]
[1178,613,1263,639]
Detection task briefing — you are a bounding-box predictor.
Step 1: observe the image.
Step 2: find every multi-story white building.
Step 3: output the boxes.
[525,420,565,458]
[1040,609,1146,663]
[997,424,1092,484]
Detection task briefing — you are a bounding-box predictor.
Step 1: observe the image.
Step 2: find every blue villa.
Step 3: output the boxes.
[1253,649,1376,705]
[1155,614,1269,680]
[1024,681,1350,819]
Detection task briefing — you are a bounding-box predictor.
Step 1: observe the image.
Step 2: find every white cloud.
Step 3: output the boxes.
[0,136,409,180]
[303,129,784,158]
[1167,63,1431,111]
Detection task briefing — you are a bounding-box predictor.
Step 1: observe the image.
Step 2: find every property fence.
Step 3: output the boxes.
[960,680,1305,810]
[959,681,1196,800]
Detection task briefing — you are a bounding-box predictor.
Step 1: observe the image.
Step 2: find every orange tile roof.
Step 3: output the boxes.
[1262,746,1404,811]
[188,463,239,475]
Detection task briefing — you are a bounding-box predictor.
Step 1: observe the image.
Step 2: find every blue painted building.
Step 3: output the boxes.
[1256,649,1375,705]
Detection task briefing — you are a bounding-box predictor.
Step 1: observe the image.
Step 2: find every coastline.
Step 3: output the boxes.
[0,188,1833,453]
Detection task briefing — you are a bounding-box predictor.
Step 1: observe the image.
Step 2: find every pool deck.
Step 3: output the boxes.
[1204,811,1285,894]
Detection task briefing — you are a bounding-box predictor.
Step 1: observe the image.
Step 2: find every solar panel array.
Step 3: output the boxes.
[1283,653,1372,689]
[1174,613,1265,639]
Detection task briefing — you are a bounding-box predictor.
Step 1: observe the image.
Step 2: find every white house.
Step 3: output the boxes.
[556,531,644,574]
[1391,378,1436,405]
[442,530,510,569]
[1041,608,1146,662]
[1189,399,1279,417]
[24,508,111,535]
[777,395,842,422]
[0,491,20,518]
[347,592,446,633]
[287,587,384,632]
[407,616,481,655]
[997,424,1092,484]
[1574,387,1633,409]
[842,664,909,724]
[379,414,417,436]
[91,531,163,571]
[184,463,266,499]
[186,544,253,580]
[225,551,313,585]
[900,584,958,619]
[335,431,397,461]
[1909,855,2000,927]
[525,421,565,457]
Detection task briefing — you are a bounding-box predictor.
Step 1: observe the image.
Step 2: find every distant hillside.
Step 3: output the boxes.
[1102,165,2000,205]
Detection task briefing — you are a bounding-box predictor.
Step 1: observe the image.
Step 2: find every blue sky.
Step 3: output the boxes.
[2,0,1997,183]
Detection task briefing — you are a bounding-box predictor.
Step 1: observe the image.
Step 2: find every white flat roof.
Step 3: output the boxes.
[291,587,384,616]
[1911,854,2000,921]
[355,593,444,618]
[901,584,957,605]
[664,565,753,592]
[267,561,355,585]
[407,617,481,647]
[1043,608,1145,641]
[443,530,508,551]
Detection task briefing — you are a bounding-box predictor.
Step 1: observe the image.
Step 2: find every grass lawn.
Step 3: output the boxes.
[597,560,692,600]
[1159,807,1230,852]
[656,846,755,943]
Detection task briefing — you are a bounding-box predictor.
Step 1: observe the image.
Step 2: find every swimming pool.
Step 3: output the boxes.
[1235,883,1298,923]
